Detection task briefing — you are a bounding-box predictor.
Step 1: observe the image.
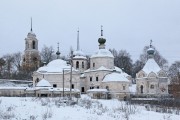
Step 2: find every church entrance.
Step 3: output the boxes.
[140,85,143,93]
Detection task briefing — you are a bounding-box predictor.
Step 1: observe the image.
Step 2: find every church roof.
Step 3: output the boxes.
[37,59,76,73]
[103,72,129,82]
[142,58,161,74]
[91,49,114,58]
[73,50,85,56]
[36,79,51,87]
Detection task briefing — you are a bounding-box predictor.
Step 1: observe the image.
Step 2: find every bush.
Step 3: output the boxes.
[42,108,53,120]
[78,98,92,109]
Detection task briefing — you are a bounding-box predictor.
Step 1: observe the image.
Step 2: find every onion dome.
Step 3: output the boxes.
[56,51,60,56]
[147,40,155,58]
[98,26,106,49]
[147,47,155,55]
[98,37,106,45]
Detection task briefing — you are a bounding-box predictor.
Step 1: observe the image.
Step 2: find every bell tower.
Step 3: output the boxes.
[22,18,41,71]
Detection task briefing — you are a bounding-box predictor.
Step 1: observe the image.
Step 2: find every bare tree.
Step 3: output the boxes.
[12,52,22,71]
[40,45,56,64]
[110,49,133,75]
[168,61,180,98]
[2,54,15,79]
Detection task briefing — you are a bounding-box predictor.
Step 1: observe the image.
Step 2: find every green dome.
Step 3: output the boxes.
[98,37,106,45]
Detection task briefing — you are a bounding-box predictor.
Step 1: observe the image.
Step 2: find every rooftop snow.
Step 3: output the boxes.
[37,59,76,73]
[36,79,51,87]
[84,66,112,72]
[142,58,161,74]
[73,50,86,57]
[87,89,108,92]
[91,49,114,58]
[103,72,129,82]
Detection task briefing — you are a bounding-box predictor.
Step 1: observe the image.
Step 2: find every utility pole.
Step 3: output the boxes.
[70,50,73,100]
[63,69,64,97]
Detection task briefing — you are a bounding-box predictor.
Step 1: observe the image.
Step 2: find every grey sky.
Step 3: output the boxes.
[0,0,180,64]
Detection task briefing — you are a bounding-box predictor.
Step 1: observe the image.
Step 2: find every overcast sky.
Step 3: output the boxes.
[0,0,180,65]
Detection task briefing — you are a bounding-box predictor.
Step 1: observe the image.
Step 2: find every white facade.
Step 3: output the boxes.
[136,46,169,95]
[32,29,131,99]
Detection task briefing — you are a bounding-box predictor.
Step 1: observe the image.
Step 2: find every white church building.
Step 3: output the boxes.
[32,28,132,99]
[136,42,169,96]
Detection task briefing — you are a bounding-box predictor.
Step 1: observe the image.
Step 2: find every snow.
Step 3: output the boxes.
[114,66,123,72]
[103,72,129,82]
[142,58,161,74]
[37,59,76,73]
[0,96,179,120]
[91,49,114,58]
[36,79,51,87]
[87,89,108,92]
[73,56,87,59]
[84,66,111,72]
[73,50,86,57]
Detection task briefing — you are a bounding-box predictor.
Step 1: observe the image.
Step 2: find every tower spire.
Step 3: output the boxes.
[31,17,33,32]
[101,25,103,36]
[56,42,61,59]
[77,28,80,51]
[150,39,152,48]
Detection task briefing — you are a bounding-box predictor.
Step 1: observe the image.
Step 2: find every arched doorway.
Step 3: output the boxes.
[140,85,143,93]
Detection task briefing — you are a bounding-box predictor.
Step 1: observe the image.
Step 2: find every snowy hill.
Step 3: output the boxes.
[0,95,179,120]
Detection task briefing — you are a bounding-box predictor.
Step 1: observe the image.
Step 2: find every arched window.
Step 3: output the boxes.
[140,85,143,93]
[32,41,36,49]
[82,62,84,68]
[150,85,154,89]
[93,63,95,68]
[36,78,39,83]
[76,61,79,69]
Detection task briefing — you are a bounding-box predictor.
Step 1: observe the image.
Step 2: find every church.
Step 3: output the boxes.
[0,21,169,99]
[32,27,132,99]
[136,41,169,96]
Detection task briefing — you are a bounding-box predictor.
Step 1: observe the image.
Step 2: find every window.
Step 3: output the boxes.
[93,63,95,68]
[123,86,125,90]
[90,86,94,89]
[36,78,39,83]
[71,84,74,89]
[76,61,79,69]
[32,41,36,49]
[106,86,109,90]
[96,77,98,81]
[53,84,57,88]
[97,86,99,89]
[81,87,85,92]
[90,77,92,82]
[150,85,154,89]
[82,62,84,68]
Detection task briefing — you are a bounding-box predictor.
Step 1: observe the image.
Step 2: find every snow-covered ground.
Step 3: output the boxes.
[0,95,179,120]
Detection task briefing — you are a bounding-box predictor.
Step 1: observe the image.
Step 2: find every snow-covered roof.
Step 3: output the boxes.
[91,49,114,58]
[103,72,129,82]
[84,66,111,72]
[36,79,51,87]
[87,89,108,92]
[73,50,86,57]
[142,58,161,74]
[73,56,87,59]
[37,59,75,73]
